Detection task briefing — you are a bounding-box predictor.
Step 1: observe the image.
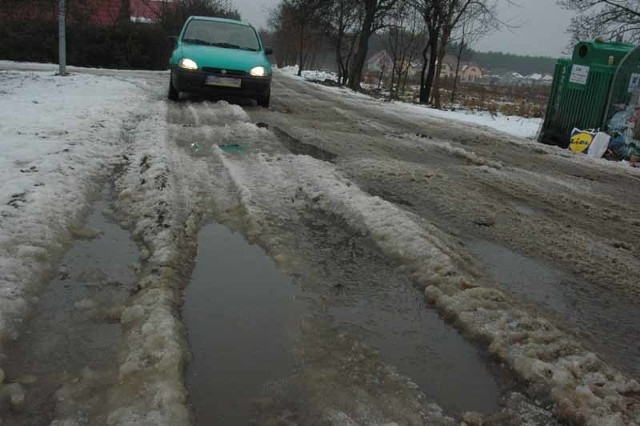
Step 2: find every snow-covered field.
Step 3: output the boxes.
[279,65,543,140]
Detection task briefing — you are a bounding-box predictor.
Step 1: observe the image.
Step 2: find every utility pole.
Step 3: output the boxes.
[58,0,66,75]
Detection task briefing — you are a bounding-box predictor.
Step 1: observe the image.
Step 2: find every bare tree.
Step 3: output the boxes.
[558,0,640,43]
[383,0,423,98]
[411,0,441,104]
[321,0,361,86]
[449,9,494,103]
[270,0,323,76]
[348,0,400,91]
[431,0,498,109]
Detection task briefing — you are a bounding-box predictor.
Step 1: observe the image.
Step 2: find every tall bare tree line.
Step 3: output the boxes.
[269,0,500,107]
[558,0,640,45]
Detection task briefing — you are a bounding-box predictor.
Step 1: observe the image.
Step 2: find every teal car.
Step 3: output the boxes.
[168,16,273,107]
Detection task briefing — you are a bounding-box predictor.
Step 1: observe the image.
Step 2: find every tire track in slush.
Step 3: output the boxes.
[168,101,562,425]
[244,77,640,425]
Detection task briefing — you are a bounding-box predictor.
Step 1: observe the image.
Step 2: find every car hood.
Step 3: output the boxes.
[179,43,270,73]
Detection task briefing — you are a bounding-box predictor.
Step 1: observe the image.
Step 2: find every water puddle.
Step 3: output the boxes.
[468,240,640,379]
[0,187,138,425]
[185,221,502,424]
[184,224,306,425]
[269,125,337,162]
[293,214,501,415]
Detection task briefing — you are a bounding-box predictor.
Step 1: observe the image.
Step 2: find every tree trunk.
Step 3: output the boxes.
[451,38,464,104]
[348,2,376,91]
[348,27,372,90]
[423,35,439,103]
[335,28,344,85]
[343,32,358,86]
[402,70,409,97]
[390,57,398,98]
[377,65,385,89]
[419,41,429,103]
[432,31,450,109]
[297,26,305,77]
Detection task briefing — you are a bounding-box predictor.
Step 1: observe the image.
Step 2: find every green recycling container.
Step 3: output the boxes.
[539,40,637,147]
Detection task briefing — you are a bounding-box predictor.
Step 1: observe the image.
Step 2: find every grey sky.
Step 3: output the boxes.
[476,0,575,57]
[233,0,275,29]
[232,0,576,58]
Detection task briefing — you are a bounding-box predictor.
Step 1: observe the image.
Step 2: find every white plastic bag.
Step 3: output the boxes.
[587,132,610,158]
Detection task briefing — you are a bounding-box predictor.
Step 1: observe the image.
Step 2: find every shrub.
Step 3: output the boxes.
[0,20,173,70]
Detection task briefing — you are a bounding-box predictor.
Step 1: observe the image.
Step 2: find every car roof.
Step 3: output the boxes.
[188,16,252,27]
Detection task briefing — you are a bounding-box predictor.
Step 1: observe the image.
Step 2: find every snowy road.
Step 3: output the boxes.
[1,65,639,425]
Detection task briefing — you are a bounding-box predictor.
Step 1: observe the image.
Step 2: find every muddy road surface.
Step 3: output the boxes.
[1,68,639,426]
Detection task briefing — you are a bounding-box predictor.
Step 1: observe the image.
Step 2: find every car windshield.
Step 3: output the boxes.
[182,20,260,51]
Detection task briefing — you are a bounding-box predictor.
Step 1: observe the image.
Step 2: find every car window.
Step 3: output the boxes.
[183,20,260,51]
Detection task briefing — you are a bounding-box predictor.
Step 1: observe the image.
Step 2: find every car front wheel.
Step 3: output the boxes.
[257,90,270,108]
[168,77,179,101]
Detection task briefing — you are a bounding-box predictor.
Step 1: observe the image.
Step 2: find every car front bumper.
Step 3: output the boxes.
[171,67,271,99]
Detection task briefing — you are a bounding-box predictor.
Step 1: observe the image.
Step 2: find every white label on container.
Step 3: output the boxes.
[569,64,590,85]
[628,73,640,93]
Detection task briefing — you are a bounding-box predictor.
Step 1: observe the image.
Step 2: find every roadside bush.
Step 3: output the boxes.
[0,20,173,70]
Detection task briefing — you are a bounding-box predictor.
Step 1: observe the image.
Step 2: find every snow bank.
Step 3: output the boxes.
[278,65,339,83]
[99,101,247,425]
[0,60,168,77]
[278,67,542,140]
[0,70,145,342]
[105,103,197,425]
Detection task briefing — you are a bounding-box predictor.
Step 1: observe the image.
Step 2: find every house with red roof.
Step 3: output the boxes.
[2,0,174,25]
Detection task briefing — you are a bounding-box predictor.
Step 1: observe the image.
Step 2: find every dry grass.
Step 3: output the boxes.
[362,73,551,119]
[440,82,550,119]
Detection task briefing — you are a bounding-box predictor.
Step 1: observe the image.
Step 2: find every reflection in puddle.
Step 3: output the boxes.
[295,213,501,415]
[468,240,640,379]
[185,223,502,424]
[184,224,305,426]
[328,290,500,413]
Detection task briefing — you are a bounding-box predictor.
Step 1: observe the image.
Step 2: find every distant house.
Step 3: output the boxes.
[500,71,525,85]
[366,50,394,73]
[438,55,483,82]
[366,51,422,79]
[3,0,173,25]
[440,61,454,78]
[524,73,554,86]
[438,54,456,78]
[460,64,482,82]
[92,0,173,25]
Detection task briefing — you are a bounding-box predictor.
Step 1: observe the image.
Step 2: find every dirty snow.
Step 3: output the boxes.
[279,66,542,140]
[0,70,146,342]
[214,145,640,425]
[0,60,168,77]
[2,63,639,425]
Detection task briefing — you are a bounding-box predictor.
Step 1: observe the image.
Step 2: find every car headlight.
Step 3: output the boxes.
[179,58,198,70]
[250,66,267,77]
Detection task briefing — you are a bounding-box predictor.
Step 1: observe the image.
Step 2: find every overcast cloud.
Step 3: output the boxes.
[232,0,576,58]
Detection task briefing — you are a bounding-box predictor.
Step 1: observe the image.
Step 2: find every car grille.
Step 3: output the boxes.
[202,67,247,77]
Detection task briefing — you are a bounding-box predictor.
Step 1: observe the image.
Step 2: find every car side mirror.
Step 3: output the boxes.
[168,35,178,46]
[264,47,273,55]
